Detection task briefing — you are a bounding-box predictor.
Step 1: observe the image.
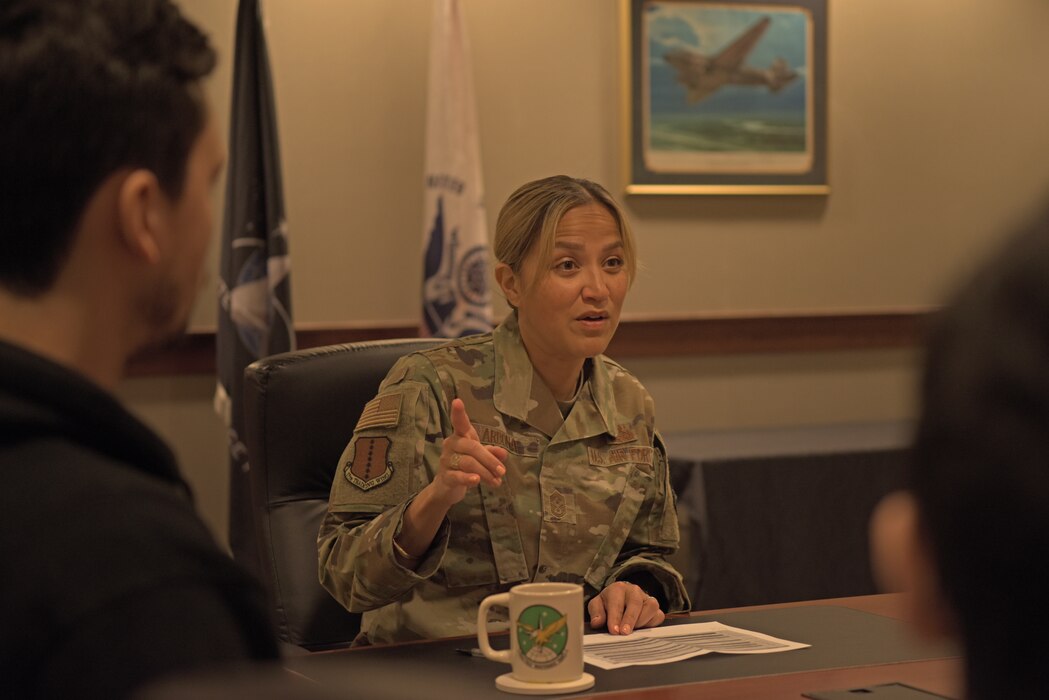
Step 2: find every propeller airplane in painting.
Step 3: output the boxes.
[663,16,798,104]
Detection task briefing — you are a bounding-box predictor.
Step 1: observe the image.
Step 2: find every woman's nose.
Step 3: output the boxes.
[581,269,609,301]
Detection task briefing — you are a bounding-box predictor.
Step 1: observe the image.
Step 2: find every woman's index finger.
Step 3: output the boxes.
[450,397,474,437]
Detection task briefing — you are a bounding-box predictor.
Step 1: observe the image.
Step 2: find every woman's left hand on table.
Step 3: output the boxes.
[588,581,665,635]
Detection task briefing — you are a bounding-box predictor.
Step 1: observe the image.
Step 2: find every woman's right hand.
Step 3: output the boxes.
[396,398,508,563]
[430,398,507,507]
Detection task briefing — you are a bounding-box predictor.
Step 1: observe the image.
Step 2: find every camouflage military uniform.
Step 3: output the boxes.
[318,313,689,644]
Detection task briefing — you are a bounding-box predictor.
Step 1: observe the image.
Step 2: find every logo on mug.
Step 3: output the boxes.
[516,604,568,669]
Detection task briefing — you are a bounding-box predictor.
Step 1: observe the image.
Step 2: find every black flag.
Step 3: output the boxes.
[215,0,294,575]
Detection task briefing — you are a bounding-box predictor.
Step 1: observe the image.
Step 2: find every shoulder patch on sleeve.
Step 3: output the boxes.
[344,436,393,491]
[355,393,403,431]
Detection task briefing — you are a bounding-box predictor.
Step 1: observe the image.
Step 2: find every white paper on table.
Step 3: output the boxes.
[583,621,810,670]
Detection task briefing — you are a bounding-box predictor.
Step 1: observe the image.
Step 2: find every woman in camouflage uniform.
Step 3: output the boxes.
[319,176,689,644]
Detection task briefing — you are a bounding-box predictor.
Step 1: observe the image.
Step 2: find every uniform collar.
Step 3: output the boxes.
[493,312,619,441]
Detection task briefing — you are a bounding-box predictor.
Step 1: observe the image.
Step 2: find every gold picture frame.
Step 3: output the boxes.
[622,0,829,195]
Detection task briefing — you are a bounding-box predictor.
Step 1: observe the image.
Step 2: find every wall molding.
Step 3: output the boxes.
[126,310,931,377]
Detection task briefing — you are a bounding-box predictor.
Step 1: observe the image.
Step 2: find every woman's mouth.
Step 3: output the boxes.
[576,312,610,330]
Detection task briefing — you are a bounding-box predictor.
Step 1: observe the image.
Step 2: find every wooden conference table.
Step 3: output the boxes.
[284,594,963,699]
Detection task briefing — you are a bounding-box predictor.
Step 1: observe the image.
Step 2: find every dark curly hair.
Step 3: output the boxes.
[0,0,216,295]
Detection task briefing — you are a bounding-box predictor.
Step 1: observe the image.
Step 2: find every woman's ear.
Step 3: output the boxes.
[495,262,521,308]
[115,169,164,265]
[870,490,957,640]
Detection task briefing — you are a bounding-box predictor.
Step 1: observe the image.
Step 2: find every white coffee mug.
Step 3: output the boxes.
[477,582,592,692]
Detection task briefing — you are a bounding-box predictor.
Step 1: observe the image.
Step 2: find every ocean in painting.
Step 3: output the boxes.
[650,111,807,153]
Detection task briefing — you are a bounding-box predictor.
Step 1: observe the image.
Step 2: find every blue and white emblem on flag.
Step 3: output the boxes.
[423,195,491,337]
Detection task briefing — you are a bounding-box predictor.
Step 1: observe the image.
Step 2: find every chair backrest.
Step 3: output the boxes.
[243,338,444,650]
[691,448,908,609]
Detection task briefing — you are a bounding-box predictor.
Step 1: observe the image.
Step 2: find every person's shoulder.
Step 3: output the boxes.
[395,333,495,377]
[0,437,260,663]
[1,437,237,597]
[35,438,194,511]
[593,355,656,423]
[594,354,647,391]
[373,334,496,407]
[1,434,183,512]
[595,353,630,373]
[421,332,494,361]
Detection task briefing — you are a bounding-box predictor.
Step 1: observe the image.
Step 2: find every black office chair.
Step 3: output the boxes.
[692,448,909,609]
[242,338,444,651]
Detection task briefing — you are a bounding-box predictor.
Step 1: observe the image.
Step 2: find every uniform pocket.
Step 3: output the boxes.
[441,488,499,588]
[582,463,650,590]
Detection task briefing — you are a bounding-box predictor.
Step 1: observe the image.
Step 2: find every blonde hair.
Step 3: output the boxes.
[494,175,637,294]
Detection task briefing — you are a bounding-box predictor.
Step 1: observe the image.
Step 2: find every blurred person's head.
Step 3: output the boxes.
[0,0,222,379]
[871,202,1049,698]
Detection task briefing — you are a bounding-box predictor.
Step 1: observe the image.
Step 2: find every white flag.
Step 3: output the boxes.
[421,0,492,338]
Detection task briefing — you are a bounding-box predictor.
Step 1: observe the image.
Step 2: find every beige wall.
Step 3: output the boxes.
[119,0,1049,543]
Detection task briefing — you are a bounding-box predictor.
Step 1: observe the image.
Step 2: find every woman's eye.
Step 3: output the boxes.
[605,257,624,269]
[555,259,578,272]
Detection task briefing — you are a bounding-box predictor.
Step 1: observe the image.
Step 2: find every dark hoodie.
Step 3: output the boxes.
[0,339,278,698]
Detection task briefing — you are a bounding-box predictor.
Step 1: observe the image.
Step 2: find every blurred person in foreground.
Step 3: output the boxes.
[319,175,690,644]
[0,1,279,696]
[871,202,1049,699]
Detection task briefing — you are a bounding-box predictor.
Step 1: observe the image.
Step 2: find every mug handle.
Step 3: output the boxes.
[477,592,511,663]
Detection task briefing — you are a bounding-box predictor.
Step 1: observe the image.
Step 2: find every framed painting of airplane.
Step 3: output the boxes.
[622,0,828,195]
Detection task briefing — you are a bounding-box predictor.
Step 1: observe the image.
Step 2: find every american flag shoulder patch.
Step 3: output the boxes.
[355,393,403,431]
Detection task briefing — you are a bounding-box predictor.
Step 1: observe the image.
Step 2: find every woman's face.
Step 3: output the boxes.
[501,202,629,374]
